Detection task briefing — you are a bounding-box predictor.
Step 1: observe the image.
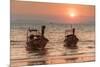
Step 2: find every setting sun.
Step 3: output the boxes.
[67,8,77,18]
[69,12,76,17]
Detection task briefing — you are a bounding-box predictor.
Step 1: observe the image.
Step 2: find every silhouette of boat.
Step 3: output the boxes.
[26,25,49,51]
[64,28,79,49]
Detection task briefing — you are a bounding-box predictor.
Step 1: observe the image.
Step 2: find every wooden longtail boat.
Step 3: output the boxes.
[26,25,49,51]
[64,28,79,49]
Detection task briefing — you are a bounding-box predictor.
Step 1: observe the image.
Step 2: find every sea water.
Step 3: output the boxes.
[10,23,95,67]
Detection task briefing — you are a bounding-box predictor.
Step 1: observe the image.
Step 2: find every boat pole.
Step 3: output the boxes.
[26,27,29,43]
[41,25,46,37]
[72,28,75,35]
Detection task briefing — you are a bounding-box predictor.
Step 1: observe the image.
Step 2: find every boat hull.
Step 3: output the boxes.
[64,35,79,49]
[26,37,48,51]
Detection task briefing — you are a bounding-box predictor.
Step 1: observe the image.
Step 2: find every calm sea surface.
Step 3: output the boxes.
[11,23,95,67]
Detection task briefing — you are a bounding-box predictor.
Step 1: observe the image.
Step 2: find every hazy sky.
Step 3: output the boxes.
[11,0,95,24]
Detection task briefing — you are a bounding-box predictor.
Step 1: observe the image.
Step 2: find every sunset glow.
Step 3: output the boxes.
[11,1,95,24]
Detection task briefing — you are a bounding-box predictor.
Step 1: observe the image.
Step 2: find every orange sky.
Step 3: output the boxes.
[11,0,95,24]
